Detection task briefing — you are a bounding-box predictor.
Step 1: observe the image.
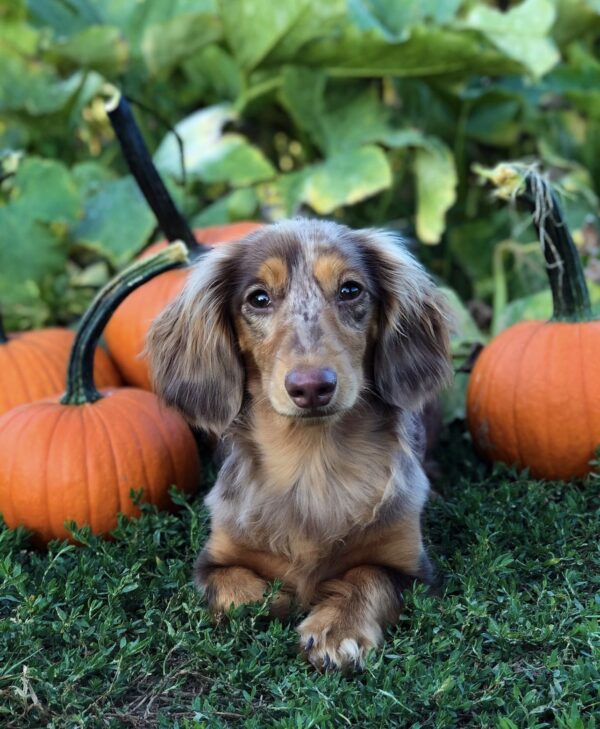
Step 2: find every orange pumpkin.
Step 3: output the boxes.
[467,167,600,480]
[0,316,120,417]
[104,222,263,389]
[0,244,201,544]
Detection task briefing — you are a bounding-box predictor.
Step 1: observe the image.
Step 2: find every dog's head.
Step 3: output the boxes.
[147,220,451,434]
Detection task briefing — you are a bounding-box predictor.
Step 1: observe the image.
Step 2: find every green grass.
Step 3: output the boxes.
[1,429,598,728]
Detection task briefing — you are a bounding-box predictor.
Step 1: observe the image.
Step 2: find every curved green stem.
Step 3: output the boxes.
[61,243,189,405]
[0,313,7,344]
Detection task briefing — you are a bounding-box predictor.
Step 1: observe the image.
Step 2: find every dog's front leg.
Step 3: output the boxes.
[194,544,292,618]
[297,565,424,672]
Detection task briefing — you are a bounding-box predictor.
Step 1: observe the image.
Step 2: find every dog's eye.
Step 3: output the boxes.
[247,289,272,309]
[339,281,363,301]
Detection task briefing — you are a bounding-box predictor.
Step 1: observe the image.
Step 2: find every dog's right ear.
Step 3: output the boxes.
[146,246,244,435]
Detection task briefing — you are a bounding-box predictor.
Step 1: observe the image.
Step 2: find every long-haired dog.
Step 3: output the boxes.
[147,219,451,672]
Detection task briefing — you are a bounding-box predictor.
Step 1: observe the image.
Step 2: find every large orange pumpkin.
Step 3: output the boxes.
[467,167,600,480]
[104,222,262,389]
[0,244,201,544]
[0,316,120,417]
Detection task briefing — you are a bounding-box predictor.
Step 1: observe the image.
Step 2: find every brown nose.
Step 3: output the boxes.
[285,367,337,409]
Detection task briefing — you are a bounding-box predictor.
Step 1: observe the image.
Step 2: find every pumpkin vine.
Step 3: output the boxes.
[62,243,188,405]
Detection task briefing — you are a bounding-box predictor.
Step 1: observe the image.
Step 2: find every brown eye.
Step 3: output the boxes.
[339,281,363,301]
[247,289,271,309]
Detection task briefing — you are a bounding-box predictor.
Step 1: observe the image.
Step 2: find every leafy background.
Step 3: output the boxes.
[1,0,600,403]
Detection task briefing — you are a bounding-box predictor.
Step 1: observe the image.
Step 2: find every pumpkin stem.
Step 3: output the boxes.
[0,313,7,344]
[478,163,593,323]
[104,88,209,255]
[61,243,189,405]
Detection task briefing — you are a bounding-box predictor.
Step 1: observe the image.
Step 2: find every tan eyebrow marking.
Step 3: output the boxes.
[313,253,349,296]
[256,256,288,292]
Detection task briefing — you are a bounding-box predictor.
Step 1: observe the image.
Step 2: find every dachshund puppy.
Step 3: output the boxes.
[147,219,451,672]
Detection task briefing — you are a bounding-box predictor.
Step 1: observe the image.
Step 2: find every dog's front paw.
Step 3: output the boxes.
[297,606,382,673]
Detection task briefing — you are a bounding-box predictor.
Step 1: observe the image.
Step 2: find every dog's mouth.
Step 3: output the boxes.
[287,405,343,422]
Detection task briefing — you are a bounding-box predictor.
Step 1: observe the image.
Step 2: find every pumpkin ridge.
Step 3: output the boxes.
[3,339,35,407]
[577,324,594,460]
[108,394,153,511]
[26,335,65,398]
[43,407,66,541]
[90,397,124,521]
[1,407,33,528]
[116,390,179,486]
[511,323,544,470]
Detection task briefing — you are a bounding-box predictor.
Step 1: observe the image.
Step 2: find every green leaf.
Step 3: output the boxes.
[0,47,85,115]
[302,24,521,77]
[279,66,328,151]
[465,0,560,78]
[154,105,275,186]
[10,158,81,224]
[0,207,68,293]
[72,177,156,268]
[141,12,222,76]
[47,25,129,76]
[183,45,243,101]
[219,0,310,70]
[303,145,392,215]
[191,189,259,226]
[414,139,457,244]
[349,0,463,41]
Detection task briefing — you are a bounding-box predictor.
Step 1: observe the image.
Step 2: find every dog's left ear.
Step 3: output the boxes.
[358,230,452,410]
[146,245,245,435]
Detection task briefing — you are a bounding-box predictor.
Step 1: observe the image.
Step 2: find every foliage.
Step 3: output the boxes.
[0,430,598,727]
[1,0,600,344]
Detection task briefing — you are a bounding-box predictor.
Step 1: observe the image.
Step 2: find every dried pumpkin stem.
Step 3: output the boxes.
[104,89,208,255]
[478,163,593,323]
[520,172,592,322]
[62,243,189,405]
[0,314,7,344]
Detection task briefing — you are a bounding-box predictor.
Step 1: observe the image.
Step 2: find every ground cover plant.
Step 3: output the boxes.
[1,431,598,727]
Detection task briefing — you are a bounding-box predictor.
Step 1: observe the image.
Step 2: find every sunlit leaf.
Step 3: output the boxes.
[303,145,392,214]
[414,139,457,244]
[154,104,275,186]
[219,0,310,70]
[465,0,559,78]
[142,12,222,76]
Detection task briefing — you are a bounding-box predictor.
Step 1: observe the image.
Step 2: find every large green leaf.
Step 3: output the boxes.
[0,47,84,115]
[465,0,559,78]
[301,24,521,77]
[72,177,156,268]
[280,68,392,154]
[414,140,457,244]
[46,25,128,76]
[9,158,81,224]
[0,207,67,290]
[154,104,275,186]
[219,0,310,70]
[141,12,222,75]
[303,145,392,214]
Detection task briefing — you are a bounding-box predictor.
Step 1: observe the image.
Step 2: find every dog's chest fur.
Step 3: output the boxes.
[206,402,428,565]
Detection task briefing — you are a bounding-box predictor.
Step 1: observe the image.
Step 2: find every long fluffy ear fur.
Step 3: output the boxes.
[146,245,244,435]
[358,230,452,410]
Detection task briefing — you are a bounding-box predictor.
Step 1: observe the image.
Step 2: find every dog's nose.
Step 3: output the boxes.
[285,368,337,409]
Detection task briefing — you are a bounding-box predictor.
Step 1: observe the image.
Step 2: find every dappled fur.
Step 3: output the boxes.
[147,219,452,672]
